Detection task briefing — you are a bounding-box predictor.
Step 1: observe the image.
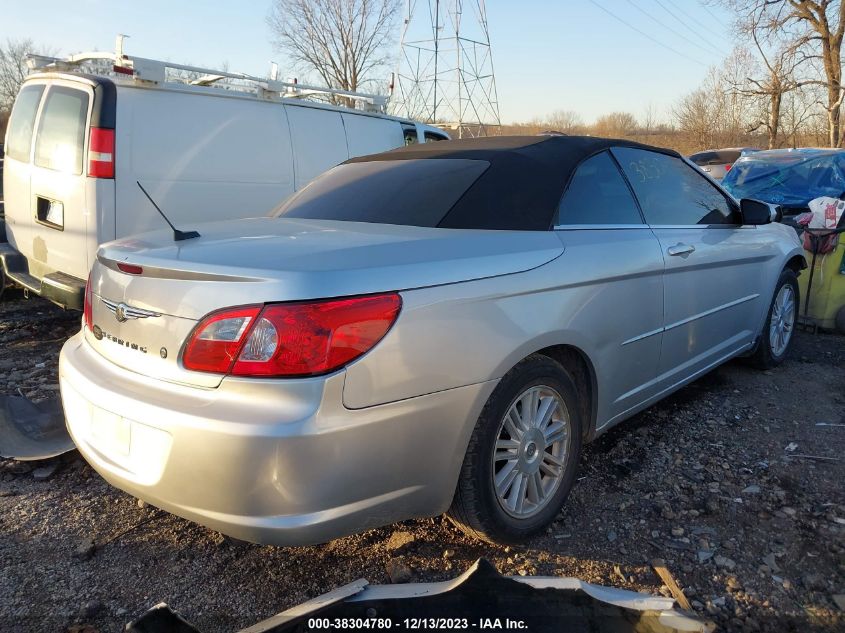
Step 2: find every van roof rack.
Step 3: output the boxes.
[24,34,389,113]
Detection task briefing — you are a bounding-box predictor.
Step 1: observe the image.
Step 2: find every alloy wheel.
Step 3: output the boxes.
[769,284,796,357]
[492,385,571,519]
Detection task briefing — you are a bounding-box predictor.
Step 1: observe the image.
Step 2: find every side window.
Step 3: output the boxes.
[424,131,448,142]
[402,124,419,145]
[34,86,89,175]
[5,84,45,163]
[613,147,740,225]
[555,150,642,225]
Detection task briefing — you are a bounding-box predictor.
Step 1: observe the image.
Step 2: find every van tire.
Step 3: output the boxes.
[447,354,582,545]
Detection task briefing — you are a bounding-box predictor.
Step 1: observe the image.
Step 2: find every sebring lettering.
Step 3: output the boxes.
[92,325,148,353]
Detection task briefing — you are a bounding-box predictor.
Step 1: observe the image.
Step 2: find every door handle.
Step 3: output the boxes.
[667,243,695,256]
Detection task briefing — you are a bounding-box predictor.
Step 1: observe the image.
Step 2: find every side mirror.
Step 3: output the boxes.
[740,198,781,225]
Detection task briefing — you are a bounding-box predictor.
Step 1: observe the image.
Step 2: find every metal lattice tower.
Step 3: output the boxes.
[391,0,501,138]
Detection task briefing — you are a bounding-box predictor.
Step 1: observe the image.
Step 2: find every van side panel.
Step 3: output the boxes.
[91,177,116,248]
[286,104,349,189]
[116,88,295,237]
[342,113,404,157]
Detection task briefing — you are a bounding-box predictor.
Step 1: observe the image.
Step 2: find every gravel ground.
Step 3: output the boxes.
[0,289,843,633]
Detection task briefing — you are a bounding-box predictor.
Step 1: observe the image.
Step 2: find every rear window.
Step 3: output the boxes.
[34,86,89,174]
[5,84,45,162]
[689,150,742,166]
[272,158,489,227]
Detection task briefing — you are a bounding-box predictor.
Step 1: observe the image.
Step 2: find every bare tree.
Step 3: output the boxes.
[673,87,721,149]
[267,0,399,100]
[0,38,48,112]
[592,111,638,137]
[788,0,845,146]
[718,0,845,145]
[641,102,660,135]
[740,29,803,148]
[542,109,583,134]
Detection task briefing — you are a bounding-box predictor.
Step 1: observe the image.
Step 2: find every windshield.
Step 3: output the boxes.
[722,152,845,207]
[272,158,490,227]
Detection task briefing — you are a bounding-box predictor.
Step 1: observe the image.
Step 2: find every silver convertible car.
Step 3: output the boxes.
[60,136,806,545]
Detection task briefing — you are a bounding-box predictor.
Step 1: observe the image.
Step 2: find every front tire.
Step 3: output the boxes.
[751,269,799,369]
[447,355,583,544]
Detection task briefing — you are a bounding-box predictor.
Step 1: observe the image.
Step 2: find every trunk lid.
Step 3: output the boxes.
[88,217,564,387]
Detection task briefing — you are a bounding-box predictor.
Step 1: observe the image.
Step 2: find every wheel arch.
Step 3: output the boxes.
[530,344,598,443]
[785,253,807,274]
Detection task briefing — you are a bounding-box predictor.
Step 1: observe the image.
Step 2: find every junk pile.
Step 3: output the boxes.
[126,559,714,633]
[795,196,845,333]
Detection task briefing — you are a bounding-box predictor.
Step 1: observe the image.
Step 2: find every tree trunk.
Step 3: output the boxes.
[769,91,781,149]
[823,42,841,146]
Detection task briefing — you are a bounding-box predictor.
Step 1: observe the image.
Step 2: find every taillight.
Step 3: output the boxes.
[182,294,402,377]
[88,127,115,179]
[724,163,732,172]
[182,306,262,373]
[83,274,94,331]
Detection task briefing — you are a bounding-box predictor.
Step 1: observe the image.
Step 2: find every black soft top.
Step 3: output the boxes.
[346,135,679,230]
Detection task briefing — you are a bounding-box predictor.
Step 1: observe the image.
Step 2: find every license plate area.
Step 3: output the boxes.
[89,407,131,456]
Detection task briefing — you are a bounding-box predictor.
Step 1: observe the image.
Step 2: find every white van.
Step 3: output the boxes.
[0,48,448,309]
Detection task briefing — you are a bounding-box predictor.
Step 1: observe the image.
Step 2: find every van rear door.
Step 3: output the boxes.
[28,80,96,282]
[3,83,45,258]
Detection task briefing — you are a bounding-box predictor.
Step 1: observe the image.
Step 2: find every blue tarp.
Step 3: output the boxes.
[722,149,845,208]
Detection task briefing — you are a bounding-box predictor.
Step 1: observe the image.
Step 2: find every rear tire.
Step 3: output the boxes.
[750,269,799,369]
[447,354,583,545]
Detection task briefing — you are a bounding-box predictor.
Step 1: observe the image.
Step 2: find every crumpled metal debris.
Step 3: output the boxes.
[0,394,74,460]
[126,558,714,633]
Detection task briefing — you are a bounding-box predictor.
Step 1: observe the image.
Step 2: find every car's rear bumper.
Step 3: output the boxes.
[0,242,85,310]
[59,331,495,545]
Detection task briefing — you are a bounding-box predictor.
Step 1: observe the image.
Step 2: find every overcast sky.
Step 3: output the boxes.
[3,0,737,125]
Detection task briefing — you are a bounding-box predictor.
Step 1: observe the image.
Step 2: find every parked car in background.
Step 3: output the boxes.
[689,147,760,180]
[0,45,448,310]
[60,135,806,547]
[721,148,845,222]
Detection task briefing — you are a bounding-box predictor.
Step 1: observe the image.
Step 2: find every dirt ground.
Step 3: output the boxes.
[0,289,843,633]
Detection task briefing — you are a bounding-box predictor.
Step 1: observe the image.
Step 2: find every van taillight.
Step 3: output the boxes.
[88,128,115,179]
